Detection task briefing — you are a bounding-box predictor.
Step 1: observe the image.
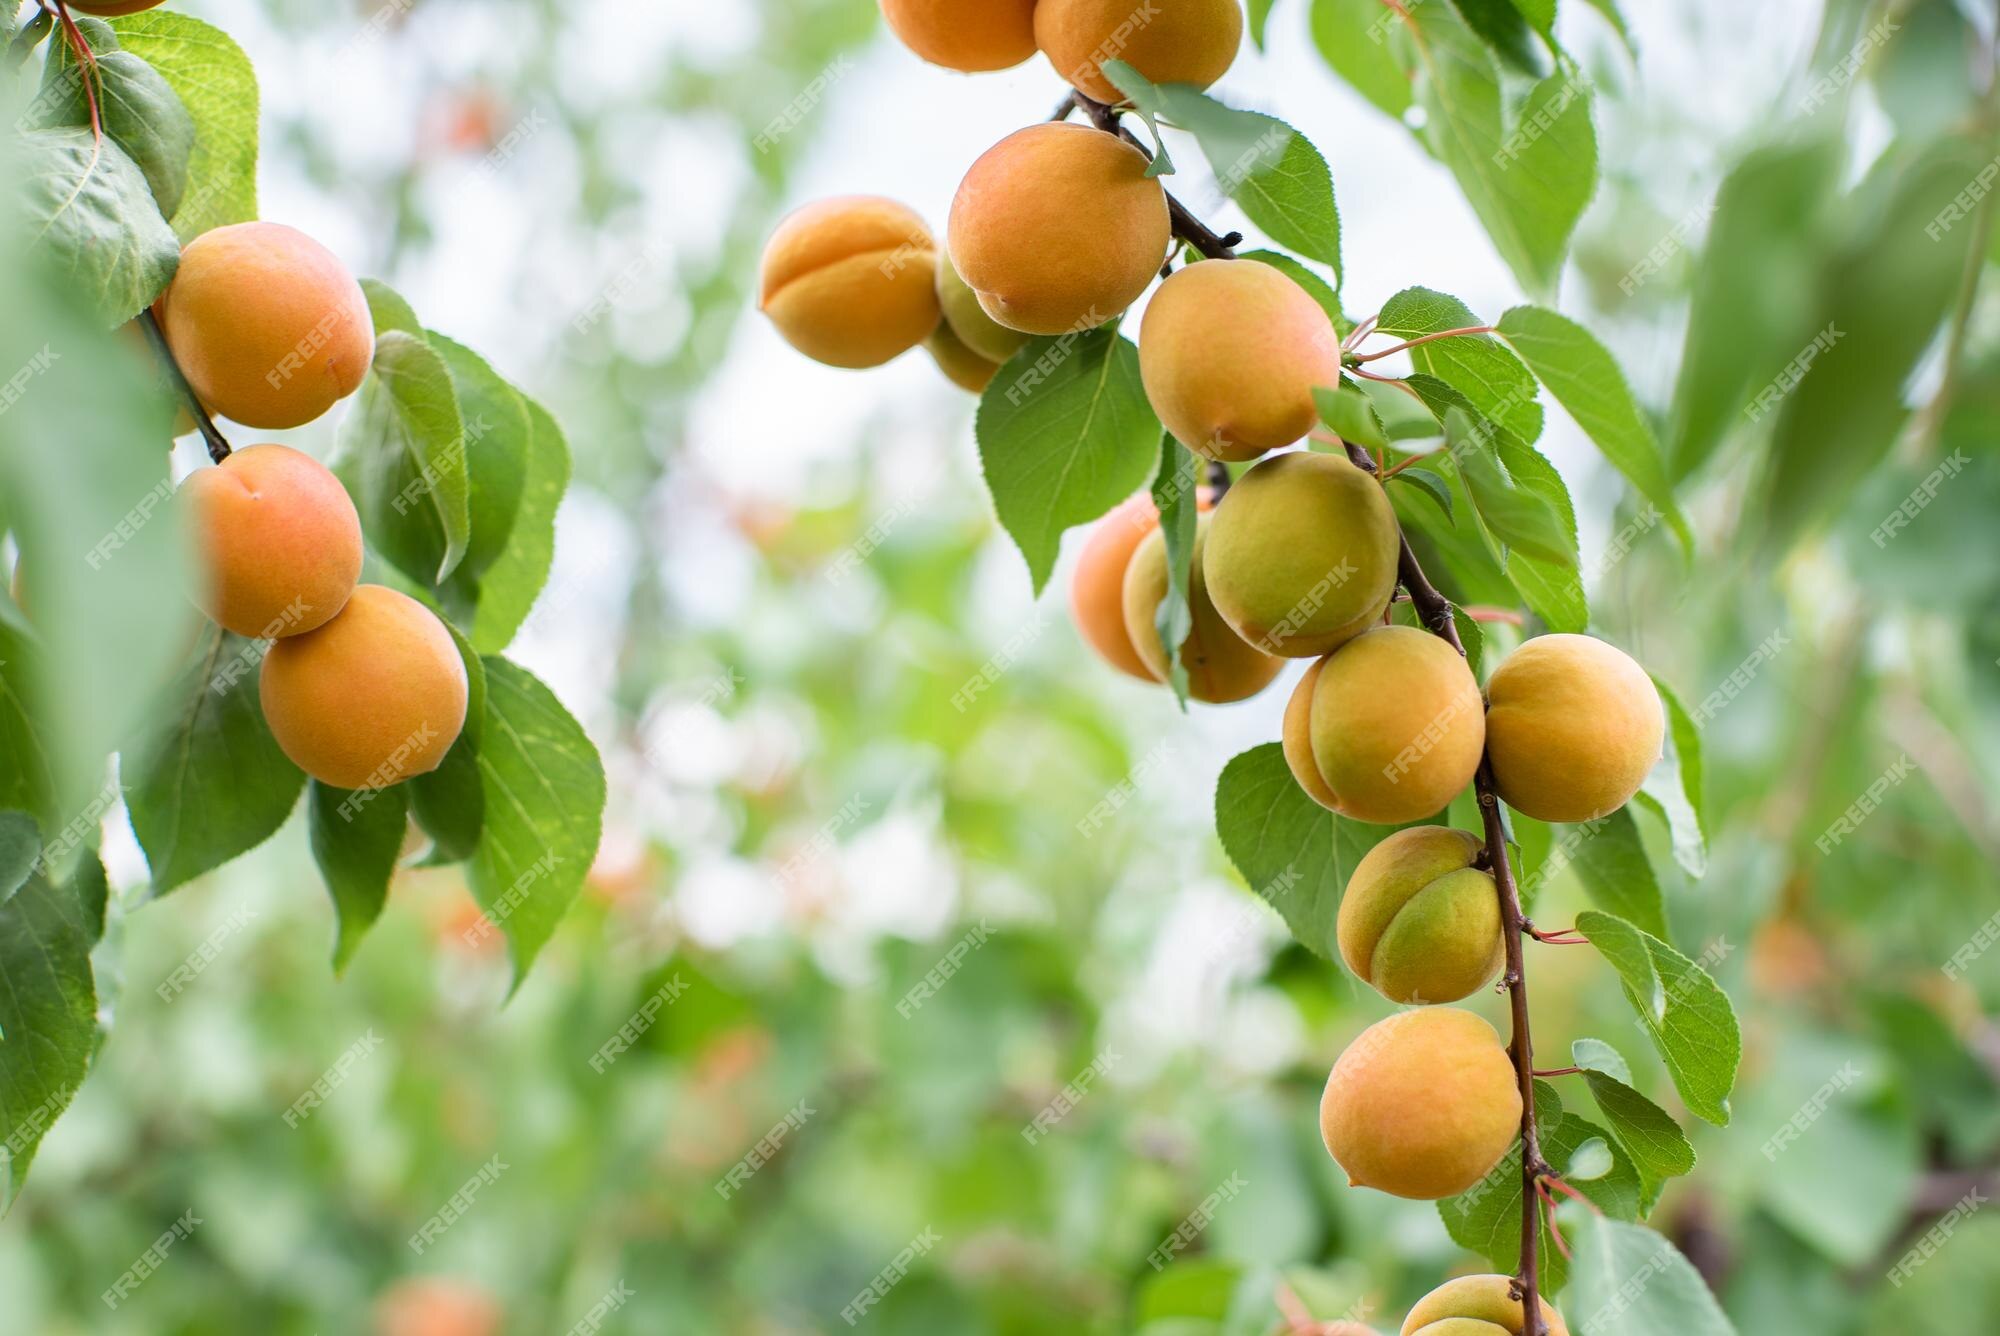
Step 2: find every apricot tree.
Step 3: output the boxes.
[0,0,603,1202]
[757,2,1764,1332]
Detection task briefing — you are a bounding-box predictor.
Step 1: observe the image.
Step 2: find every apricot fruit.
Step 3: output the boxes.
[1073,494,1163,682]
[924,320,1000,393]
[156,222,373,430]
[260,585,468,790]
[1401,1275,1568,1336]
[1286,626,1484,824]
[1319,1008,1521,1200]
[880,0,1039,73]
[1484,633,1664,823]
[948,122,1169,335]
[1121,514,1283,703]
[1338,826,1501,1005]
[1036,0,1244,105]
[1203,450,1399,655]
[936,252,1032,365]
[759,196,941,369]
[179,444,363,639]
[1138,260,1341,462]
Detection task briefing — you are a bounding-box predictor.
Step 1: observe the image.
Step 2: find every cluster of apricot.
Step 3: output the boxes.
[159,221,467,791]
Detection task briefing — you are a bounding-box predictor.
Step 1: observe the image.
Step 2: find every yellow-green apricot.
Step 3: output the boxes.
[948,122,1169,335]
[1203,450,1400,656]
[1401,1275,1569,1336]
[1338,826,1502,1005]
[1484,633,1664,823]
[924,320,1000,393]
[880,0,1039,72]
[936,249,1033,365]
[1036,0,1244,105]
[1121,515,1283,704]
[1138,261,1344,462]
[1300,626,1485,824]
[758,196,941,369]
[1319,1008,1521,1200]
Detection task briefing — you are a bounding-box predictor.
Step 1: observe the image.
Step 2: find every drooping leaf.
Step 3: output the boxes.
[1151,435,1199,704]
[336,329,472,587]
[1578,910,1741,1124]
[429,332,532,593]
[1310,0,1414,120]
[1564,1217,1737,1335]
[0,617,57,834]
[35,17,195,218]
[0,852,106,1200]
[1564,808,1667,939]
[1314,384,1391,451]
[17,127,180,325]
[1497,305,1692,552]
[976,328,1160,594]
[407,622,489,865]
[1378,286,1542,441]
[110,10,260,239]
[1573,1039,1698,1184]
[124,627,306,895]
[1447,410,1573,565]
[307,780,408,973]
[466,658,605,986]
[469,395,570,654]
[1633,675,1706,878]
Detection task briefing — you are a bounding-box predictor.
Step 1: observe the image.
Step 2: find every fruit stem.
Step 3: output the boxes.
[1342,436,1549,1336]
[1205,458,1232,499]
[1532,1066,1582,1078]
[139,309,233,464]
[1346,325,1497,364]
[1070,92,1240,260]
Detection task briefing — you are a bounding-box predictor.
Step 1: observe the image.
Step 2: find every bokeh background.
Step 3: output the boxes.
[3,0,1999,1331]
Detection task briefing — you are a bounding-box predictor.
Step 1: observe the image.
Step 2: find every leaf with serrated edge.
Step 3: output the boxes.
[976,328,1160,594]
[1563,1217,1737,1336]
[1578,910,1740,1124]
[470,395,570,653]
[18,128,180,325]
[1574,1038,1698,1181]
[111,10,259,239]
[336,330,471,586]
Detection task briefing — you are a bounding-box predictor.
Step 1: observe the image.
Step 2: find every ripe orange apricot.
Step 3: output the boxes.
[1140,261,1343,461]
[949,122,1169,335]
[260,585,469,790]
[1319,1008,1521,1200]
[156,222,374,430]
[1484,633,1664,822]
[1288,626,1485,824]
[1121,514,1283,703]
[759,196,941,368]
[1036,0,1244,121]
[880,0,1039,72]
[1072,494,1164,681]
[179,444,363,639]
[1401,1275,1569,1335]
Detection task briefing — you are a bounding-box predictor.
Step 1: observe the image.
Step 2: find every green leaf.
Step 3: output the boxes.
[1314,384,1390,450]
[1378,286,1542,441]
[1633,675,1706,878]
[1760,137,1990,548]
[1401,6,1596,295]
[336,329,472,586]
[976,328,1160,594]
[0,852,106,1201]
[1578,910,1741,1125]
[1451,0,1549,74]
[1392,461,1456,521]
[1439,1081,1644,1294]
[110,10,260,240]
[0,812,39,911]
[17,127,180,325]
[406,622,489,865]
[1152,435,1199,704]
[308,780,408,973]
[124,627,306,895]
[1213,744,1409,958]
[36,18,195,218]
[358,277,424,338]
[1579,0,1637,56]
[1496,305,1692,552]
[468,394,570,654]
[1563,1217,1736,1335]
[1564,808,1667,939]
[1310,0,1413,119]
[0,618,57,833]
[467,658,605,986]
[1448,410,1573,566]
[429,332,532,588]
[1102,64,1342,275]
[1248,0,1277,49]
[1574,1039,1698,1183]
[1666,135,1841,479]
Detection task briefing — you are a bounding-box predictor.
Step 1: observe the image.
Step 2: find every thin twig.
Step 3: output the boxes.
[1347,325,1496,364]
[139,310,232,464]
[1071,92,1240,259]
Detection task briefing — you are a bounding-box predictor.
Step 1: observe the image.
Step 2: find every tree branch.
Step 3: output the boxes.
[1344,439,1549,1336]
[1070,92,1240,260]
